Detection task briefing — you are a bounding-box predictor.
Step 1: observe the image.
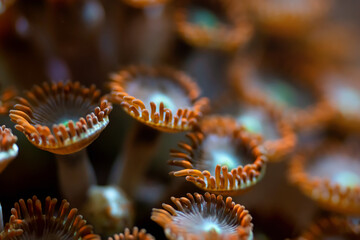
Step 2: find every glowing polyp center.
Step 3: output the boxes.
[57,117,79,127]
[60,120,71,128]
[211,151,238,170]
[237,114,262,134]
[202,221,221,234]
[333,86,360,114]
[332,171,360,189]
[149,92,176,112]
[189,7,219,29]
[266,81,299,107]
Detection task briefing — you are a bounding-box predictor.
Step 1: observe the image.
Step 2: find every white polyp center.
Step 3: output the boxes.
[308,154,360,189]
[188,7,220,29]
[237,114,263,134]
[126,77,192,117]
[251,71,314,109]
[332,171,360,189]
[236,108,279,140]
[199,134,247,175]
[149,92,176,112]
[202,221,222,233]
[211,151,238,171]
[172,211,238,236]
[332,84,360,115]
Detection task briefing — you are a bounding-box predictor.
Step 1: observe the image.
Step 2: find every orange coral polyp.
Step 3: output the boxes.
[298,217,360,240]
[151,192,253,240]
[0,196,100,240]
[0,125,18,173]
[108,227,154,240]
[169,116,267,195]
[247,0,330,36]
[174,0,253,51]
[289,143,360,215]
[109,66,208,133]
[9,81,112,155]
[236,103,296,162]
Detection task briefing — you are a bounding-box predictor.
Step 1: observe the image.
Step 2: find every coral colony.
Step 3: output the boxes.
[0,0,360,239]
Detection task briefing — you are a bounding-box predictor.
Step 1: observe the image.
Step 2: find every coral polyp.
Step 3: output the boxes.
[217,97,296,162]
[289,142,360,215]
[0,125,18,173]
[169,116,267,195]
[0,196,100,240]
[229,58,332,130]
[174,0,253,51]
[151,192,253,240]
[297,217,360,240]
[9,81,112,155]
[109,65,208,133]
[108,227,154,240]
[247,0,331,36]
[320,70,360,132]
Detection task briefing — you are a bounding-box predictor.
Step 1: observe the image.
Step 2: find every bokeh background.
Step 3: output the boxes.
[1,0,360,239]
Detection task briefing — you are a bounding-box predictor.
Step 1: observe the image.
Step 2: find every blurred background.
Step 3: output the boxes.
[0,0,360,239]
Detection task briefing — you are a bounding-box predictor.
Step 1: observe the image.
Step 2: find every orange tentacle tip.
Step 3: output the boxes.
[169,116,267,195]
[288,141,360,215]
[0,125,18,174]
[0,196,100,240]
[109,65,209,133]
[173,0,253,51]
[151,192,253,240]
[0,87,17,115]
[9,81,112,155]
[108,227,154,240]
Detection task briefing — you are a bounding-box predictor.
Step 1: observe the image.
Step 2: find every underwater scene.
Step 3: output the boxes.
[0,0,360,239]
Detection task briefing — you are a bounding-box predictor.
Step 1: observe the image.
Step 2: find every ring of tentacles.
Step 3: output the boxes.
[109,65,208,133]
[9,81,112,155]
[229,58,332,131]
[151,192,253,240]
[174,0,253,51]
[252,105,296,162]
[297,216,360,240]
[288,141,360,215]
[0,125,18,173]
[0,196,100,240]
[221,97,296,162]
[108,227,154,240]
[247,0,330,36]
[169,116,267,195]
